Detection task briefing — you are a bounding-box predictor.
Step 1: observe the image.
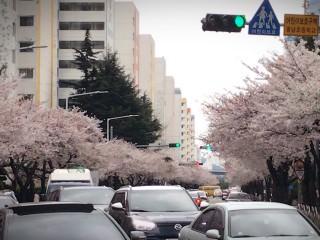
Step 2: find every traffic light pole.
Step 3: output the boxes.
[136,144,180,149]
[136,144,171,148]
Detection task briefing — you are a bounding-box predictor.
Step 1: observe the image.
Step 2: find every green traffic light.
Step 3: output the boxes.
[206,145,212,150]
[234,15,245,28]
[169,143,181,147]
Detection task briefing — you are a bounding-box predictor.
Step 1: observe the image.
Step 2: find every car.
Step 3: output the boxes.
[187,189,208,206]
[0,202,146,240]
[45,168,94,197]
[178,201,320,240]
[0,190,18,208]
[46,186,115,211]
[213,188,223,198]
[45,181,93,199]
[108,185,209,239]
[198,185,221,197]
[223,191,252,202]
[0,195,18,208]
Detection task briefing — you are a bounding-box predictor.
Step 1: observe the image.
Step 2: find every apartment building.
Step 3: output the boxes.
[0,0,16,77]
[138,34,155,100]
[1,0,195,162]
[114,1,139,85]
[58,0,115,106]
[180,98,196,163]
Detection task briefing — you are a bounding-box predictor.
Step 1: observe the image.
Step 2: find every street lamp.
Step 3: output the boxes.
[65,90,109,110]
[106,114,139,141]
[19,45,48,51]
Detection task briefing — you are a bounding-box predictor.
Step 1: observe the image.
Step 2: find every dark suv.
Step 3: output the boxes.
[0,202,145,240]
[108,185,208,239]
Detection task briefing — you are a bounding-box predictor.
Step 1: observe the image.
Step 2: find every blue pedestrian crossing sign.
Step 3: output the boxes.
[248,0,280,36]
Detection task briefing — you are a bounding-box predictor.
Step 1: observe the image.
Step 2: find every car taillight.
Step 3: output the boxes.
[195,198,201,206]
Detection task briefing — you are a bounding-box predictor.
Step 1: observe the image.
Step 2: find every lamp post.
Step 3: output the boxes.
[19,45,48,50]
[65,90,109,110]
[106,114,139,141]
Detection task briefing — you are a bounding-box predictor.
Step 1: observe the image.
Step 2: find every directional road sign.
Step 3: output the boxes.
[284,14,319,37]
[249,0,280,36]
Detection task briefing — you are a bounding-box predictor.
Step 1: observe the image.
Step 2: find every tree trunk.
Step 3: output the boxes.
[266,157,290,204]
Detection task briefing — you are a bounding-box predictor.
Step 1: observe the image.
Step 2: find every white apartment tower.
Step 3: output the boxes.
[138,34,155,100]
[114,1,139,85]
[58,0,115,106]
[0,0,16,77]
[180,98,196,163]
[2,0,115,108]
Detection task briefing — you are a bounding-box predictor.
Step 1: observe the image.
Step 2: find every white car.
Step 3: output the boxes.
[179,201,320,240]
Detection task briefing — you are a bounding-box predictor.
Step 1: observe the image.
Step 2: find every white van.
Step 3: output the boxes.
[46,168,94,196]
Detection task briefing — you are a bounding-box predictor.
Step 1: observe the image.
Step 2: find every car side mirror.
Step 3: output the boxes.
[111,202,125,211]
[199,201,209,210]
[206,229,221,239]
[130,231,147,240]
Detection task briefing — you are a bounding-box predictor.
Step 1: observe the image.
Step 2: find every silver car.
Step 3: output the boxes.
[178,201,320,240]
[46,186,115,211]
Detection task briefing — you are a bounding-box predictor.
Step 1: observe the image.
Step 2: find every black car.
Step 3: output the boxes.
[0,202,145,240]
[108,185,208,239]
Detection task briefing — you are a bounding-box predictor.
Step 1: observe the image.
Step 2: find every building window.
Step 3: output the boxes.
[59,41,104,49]
[59,79,79,88]
[20,41,34,52]
[59,60,78,69]
[13,22,16,37]
[20,16,34,26]
[19,68,33,78]
[60,2,104,11]
[12,50,16,64]
[59,22,104,30]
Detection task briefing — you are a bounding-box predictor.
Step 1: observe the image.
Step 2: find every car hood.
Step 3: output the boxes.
[130,211,200,223]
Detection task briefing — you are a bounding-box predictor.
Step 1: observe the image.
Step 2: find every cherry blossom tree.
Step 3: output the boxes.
[201,40,320,203]
[0,76,219,200]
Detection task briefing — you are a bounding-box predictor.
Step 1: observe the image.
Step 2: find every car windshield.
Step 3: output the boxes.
[60,188,114,204]
[229,209,319,238]
[130,190,198,212]
[5,212,127,240]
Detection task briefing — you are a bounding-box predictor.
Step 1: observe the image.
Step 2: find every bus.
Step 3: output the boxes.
[198,185,221,197]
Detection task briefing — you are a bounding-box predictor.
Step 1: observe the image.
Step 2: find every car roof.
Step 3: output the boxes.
[120,185,184,191]
[212,201,296,211]
[6,202,96,215]
[60,186,114,191]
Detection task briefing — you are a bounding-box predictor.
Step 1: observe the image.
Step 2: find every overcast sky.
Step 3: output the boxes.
[117,0,304,142]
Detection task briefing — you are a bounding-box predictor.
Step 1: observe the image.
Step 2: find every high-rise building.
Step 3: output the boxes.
[0,0,16,77]
[305,0,320,15]
[58,0,115,107]
[114,1,139,85]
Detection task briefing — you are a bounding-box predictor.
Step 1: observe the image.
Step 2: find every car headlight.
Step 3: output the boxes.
[132,218,157,231]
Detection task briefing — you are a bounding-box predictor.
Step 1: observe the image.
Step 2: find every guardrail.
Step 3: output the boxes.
[297,204,320,228]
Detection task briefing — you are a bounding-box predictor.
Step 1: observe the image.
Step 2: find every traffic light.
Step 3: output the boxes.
[201,14,246,32]
[168,143,181,148]
[196,162,203,166]
[200,145,212,150]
